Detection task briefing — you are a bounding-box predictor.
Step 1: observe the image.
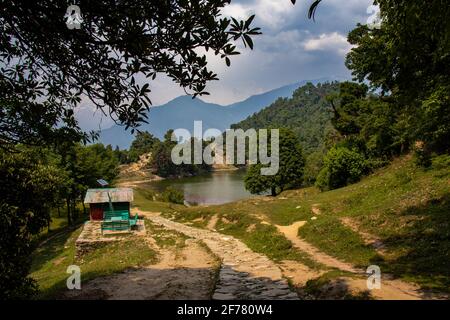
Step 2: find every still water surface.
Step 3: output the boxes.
[142,169,256,205]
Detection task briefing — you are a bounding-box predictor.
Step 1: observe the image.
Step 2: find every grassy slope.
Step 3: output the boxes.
[136,155,449,292]
[30,227,157,299]
[296,155,450,292]
[31,154,449,297]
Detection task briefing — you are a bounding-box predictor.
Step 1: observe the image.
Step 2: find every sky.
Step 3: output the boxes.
[76,0,375,130]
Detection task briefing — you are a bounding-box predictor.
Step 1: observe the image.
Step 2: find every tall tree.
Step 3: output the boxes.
[0,148,67,298]
[129,131,159,162]
[346,0,450,154]
[244,128,305,196]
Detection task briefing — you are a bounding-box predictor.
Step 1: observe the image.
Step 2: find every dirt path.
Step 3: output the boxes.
[65,240,218,300]
[274,220,441,300]
[340,217,386,253]
[206,214,219,231]
[276,222,361,273]
[138,210,298,300]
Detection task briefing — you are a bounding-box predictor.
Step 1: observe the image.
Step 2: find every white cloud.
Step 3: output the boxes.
[75,0,371,130]
[303,32,353,55]
[221,0,300,31]
[221,3,249,20]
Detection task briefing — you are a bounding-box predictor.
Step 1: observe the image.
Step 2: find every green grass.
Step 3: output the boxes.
[132,154,450,293]
[30,227,157,299]
[145,219,189,248]
[298,217,383,268]
[215,212,322,268]
[132,187,185,213]
[294,155,450,291]
[302,270,373,300]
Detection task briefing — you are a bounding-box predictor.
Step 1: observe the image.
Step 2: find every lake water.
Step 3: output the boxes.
[142,169,256,205]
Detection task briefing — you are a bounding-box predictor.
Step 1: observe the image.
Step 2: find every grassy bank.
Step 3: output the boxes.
[134,155,450,292]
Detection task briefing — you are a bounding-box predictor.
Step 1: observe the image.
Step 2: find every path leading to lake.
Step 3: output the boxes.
[138,210,298,300]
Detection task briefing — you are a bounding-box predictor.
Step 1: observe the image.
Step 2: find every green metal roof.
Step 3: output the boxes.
[84,188,133,204]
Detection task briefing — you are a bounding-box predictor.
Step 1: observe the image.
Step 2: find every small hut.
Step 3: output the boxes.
[84,188,133,221]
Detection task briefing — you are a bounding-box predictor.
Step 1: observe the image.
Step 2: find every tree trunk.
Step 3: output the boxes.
[71,200,77,221]
[271,187,277,196]
[57,206,60,218]
[66,198,72,225]
[81,198,87,216]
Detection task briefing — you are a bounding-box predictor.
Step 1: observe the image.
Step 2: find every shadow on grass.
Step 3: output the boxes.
[31,224,82,274]
[300,275,373,300]
[380,193,450,292]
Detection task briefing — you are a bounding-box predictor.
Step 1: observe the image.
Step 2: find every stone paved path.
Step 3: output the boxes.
[140,211,298,300]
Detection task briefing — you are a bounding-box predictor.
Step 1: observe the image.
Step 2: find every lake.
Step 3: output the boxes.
[141,169,257,205]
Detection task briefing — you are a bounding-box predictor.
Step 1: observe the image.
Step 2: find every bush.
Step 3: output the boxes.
[315,147,367,191]
[303,151,325,186]
[413,141,432,168]
[419,85,450,153]
[161,187,184,204]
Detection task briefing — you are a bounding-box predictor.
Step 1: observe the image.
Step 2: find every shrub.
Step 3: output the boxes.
[161,187,184,204]
[419,85,450,154]
[315,147,367,191]
[413,141,432,168]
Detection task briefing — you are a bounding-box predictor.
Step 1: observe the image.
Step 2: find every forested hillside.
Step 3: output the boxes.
[231,82,339,156]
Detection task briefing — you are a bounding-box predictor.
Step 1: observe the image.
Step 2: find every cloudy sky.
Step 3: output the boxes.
[199,0,374,105]
[77,0,374,130]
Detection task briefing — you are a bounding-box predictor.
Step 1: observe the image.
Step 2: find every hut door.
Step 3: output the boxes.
[90,204,104,220]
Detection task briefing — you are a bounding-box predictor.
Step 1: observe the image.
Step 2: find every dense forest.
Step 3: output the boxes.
[231,82,339,157]
[231,82,343,185]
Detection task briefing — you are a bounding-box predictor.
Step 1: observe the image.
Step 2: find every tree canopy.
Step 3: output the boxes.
[128,131,159,162]
[1,0,262,150]
[244,128,305,196]
[346,0,450,155]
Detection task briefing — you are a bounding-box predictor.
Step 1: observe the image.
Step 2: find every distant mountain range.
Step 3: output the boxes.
[99,77,345,149]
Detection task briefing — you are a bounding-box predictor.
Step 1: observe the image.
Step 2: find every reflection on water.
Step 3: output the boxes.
[141,169,256,205]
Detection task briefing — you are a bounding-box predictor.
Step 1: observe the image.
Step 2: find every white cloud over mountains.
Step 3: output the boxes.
[76,0,374,130]
[303,32,354,55]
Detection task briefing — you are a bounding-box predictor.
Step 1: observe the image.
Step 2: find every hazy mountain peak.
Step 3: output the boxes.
[99,77,346,149]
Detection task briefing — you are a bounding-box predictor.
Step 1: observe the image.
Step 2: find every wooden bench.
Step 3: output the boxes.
[101,210,139,234]
[104,210,129,221]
